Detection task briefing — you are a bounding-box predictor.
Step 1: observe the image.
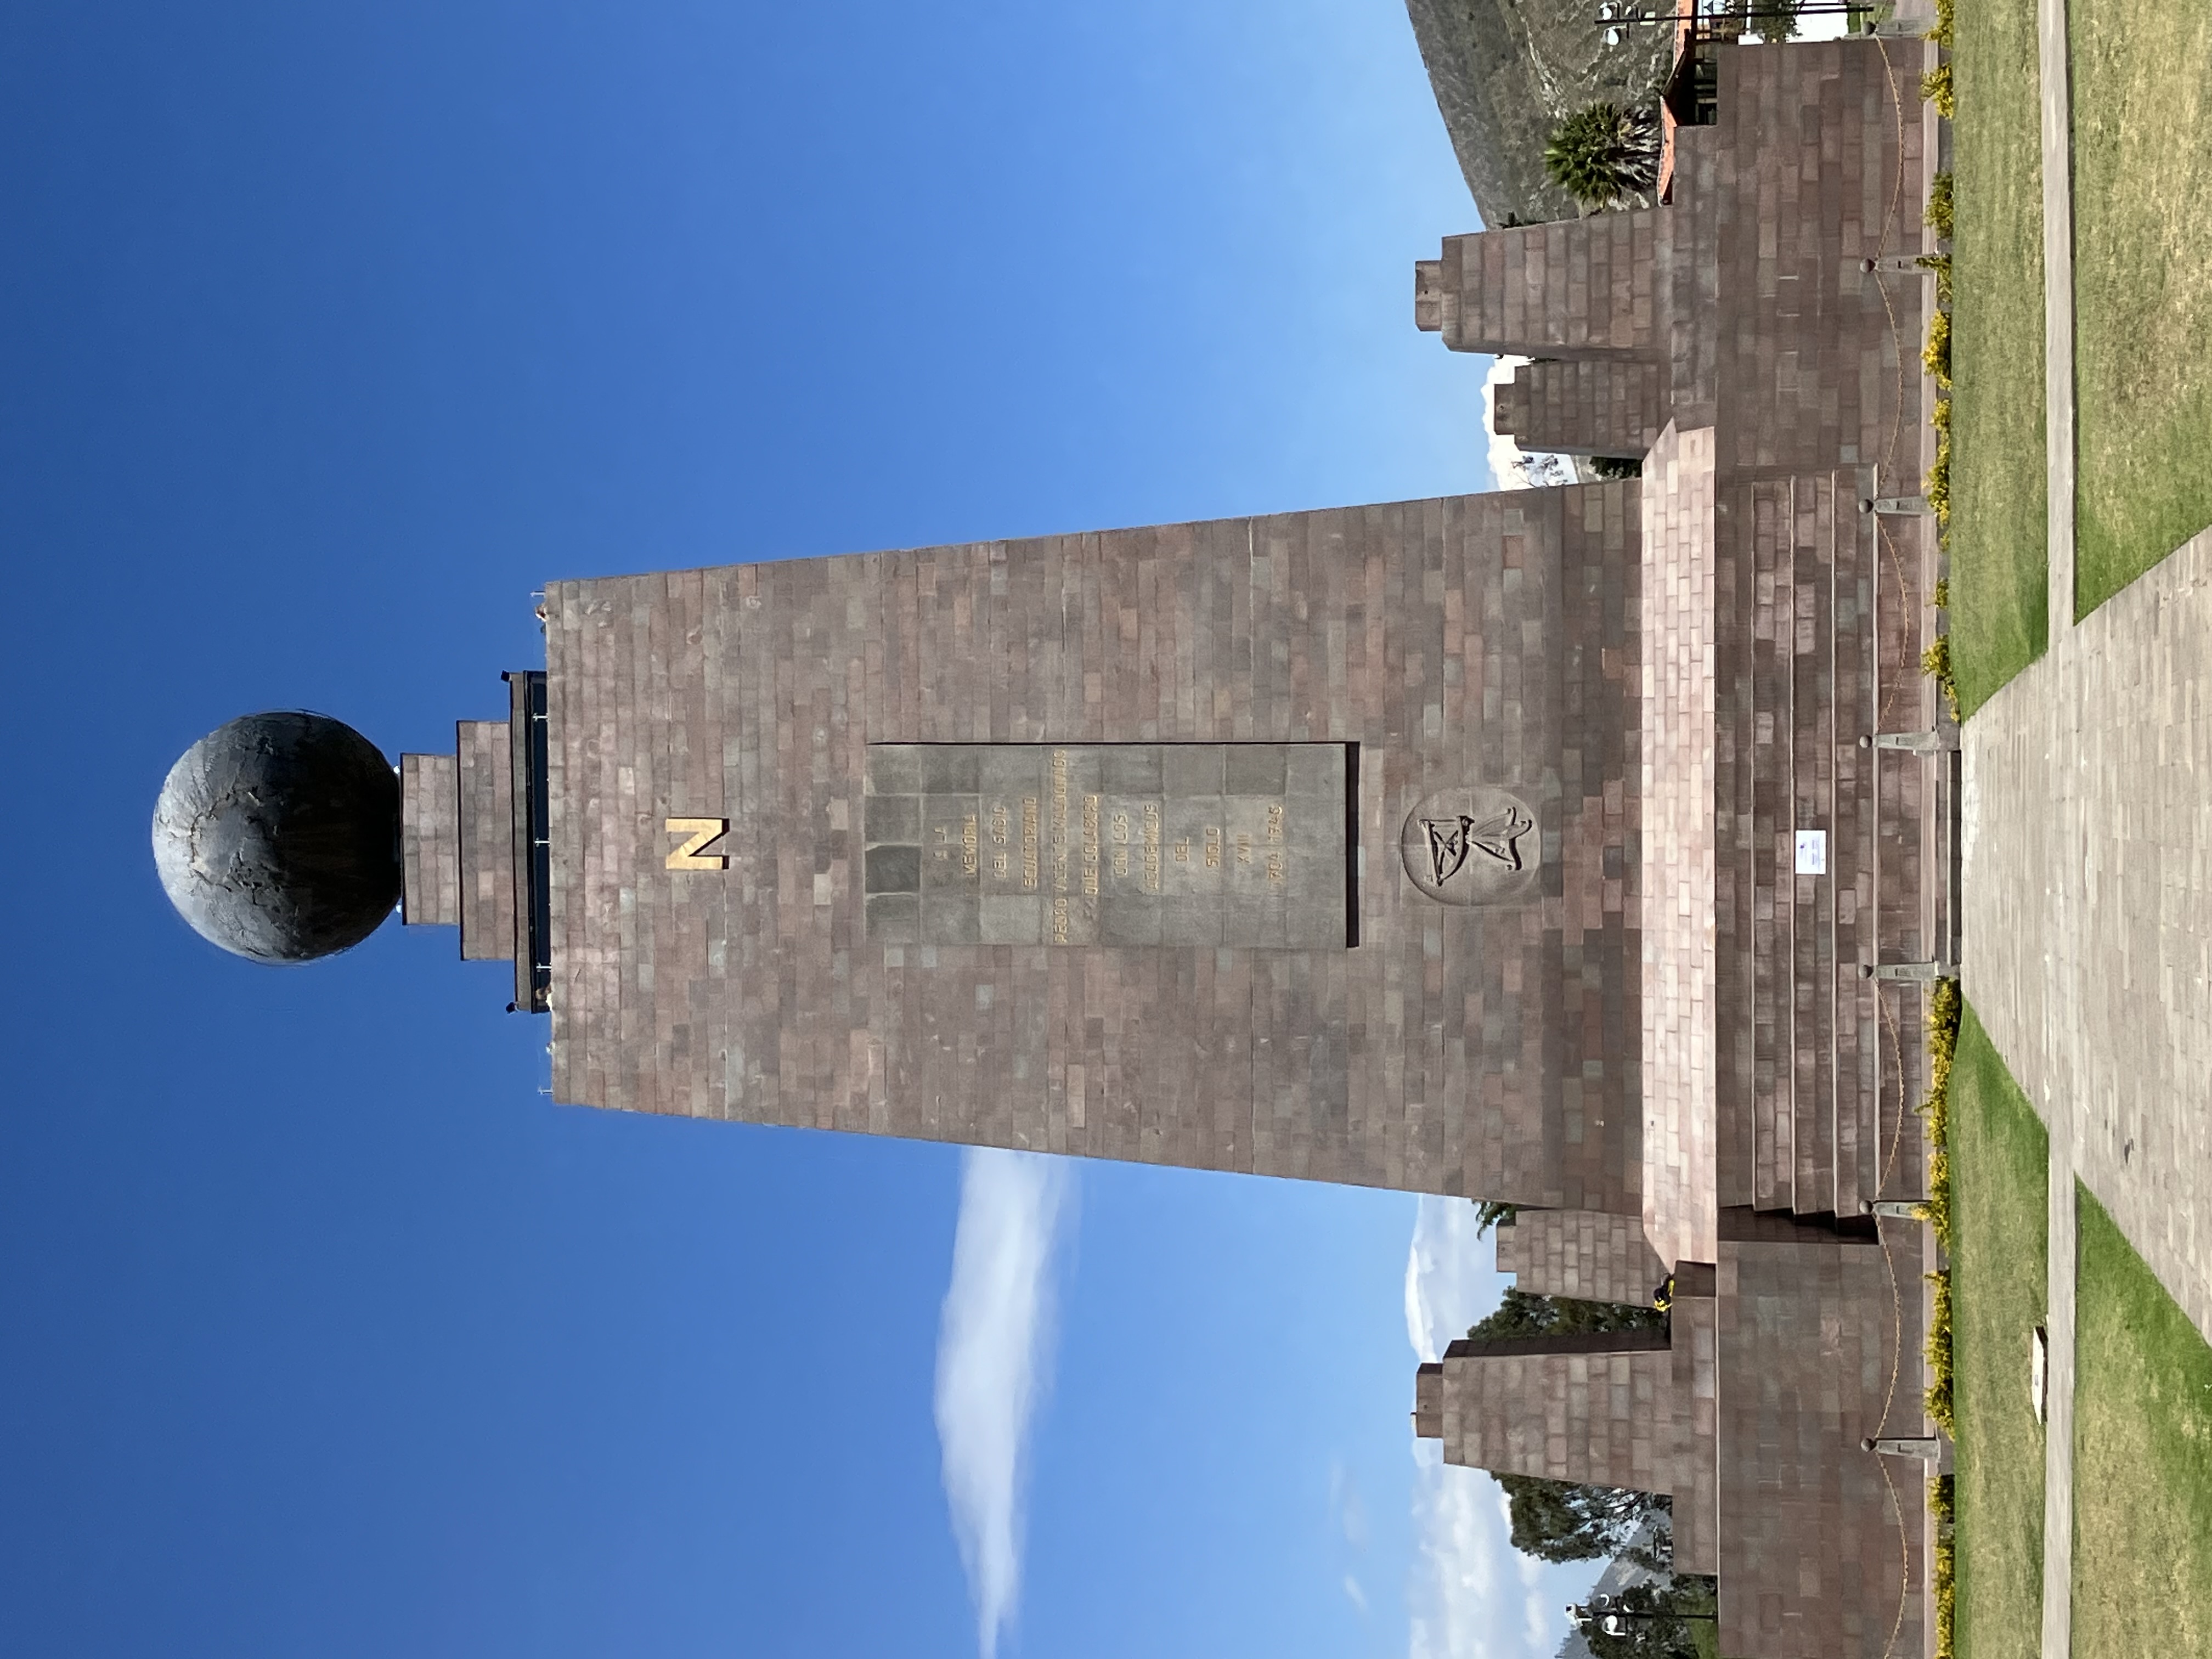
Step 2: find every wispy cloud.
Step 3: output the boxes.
[1403,1194,1505,1363]
[934,1149,1075,1659]
[1515,1549,1551,1652]
[1408,1441,1510,1659]
[1330,1460,1374,1618]
[1332,1460,1373,1551]
[1402,1197,1559,1659]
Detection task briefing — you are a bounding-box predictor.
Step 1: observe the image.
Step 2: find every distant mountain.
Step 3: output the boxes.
[1404,0,1675,226]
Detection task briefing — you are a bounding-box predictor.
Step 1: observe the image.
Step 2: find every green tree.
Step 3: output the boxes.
[1471,1290,1674,1565]
[1473,1199,1519,1234]
[1575,1577,1718,1659]
[1467,1286,1668,1342]
[1733,0,1801,38]
[1494,1474,1671,1563]
[1543,102,1661,213]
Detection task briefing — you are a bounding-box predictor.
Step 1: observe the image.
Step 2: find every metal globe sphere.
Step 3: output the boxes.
[153,712,402,963]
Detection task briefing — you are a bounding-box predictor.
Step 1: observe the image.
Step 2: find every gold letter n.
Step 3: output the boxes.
[665,817,730,871]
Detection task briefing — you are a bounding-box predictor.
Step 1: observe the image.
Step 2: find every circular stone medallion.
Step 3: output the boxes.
[1399,786,1541,906]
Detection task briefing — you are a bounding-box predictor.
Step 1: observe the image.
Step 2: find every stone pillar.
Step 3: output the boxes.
[390,715,520,968]
[1492,360,1666,459]
[1415,216,1663,360]
[399,753,459,927]
[1413,1279,1719,1574]
[1493,1210,1668,1306]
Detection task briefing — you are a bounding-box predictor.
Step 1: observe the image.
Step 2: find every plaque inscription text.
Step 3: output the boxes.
[862,743,1351,948]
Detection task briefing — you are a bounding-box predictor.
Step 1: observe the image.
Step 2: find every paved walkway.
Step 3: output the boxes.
[1962,3,2212,1646]
[1964,522,2212,1654]
[2028,3,2080,1648]
[1965,520,2212,1348]
[1963,0,2196,1651]
[2029,3,2078,1650]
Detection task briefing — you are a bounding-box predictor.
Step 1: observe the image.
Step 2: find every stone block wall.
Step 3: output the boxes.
[1704,42,1932,483]
[1417,212,1663,360]
[1493,1208,1667,1304]
[400,752,459,927]
[539,488,1646,1209]
[1415,40,1938,1232]
[458,719,516,963]
[1417,1329,1677,1493]
[1492,359,1665,459]
[1640,424,1719,1266]
[1711,469,1929,1221]
[1415,38,1933,504]
[1717,1227,1926,1658]
[1415,1294,1718,1573]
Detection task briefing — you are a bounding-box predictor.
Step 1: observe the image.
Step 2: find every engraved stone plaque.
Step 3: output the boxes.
[863,743,1352,948]
[1399,785,1540,906]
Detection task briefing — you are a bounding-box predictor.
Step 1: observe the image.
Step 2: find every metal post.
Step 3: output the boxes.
[1862,1435,1944,1459]
[1867,729,1962,754]
[1860,960,1957,981]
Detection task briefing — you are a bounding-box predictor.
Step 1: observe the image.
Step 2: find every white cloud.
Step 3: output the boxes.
[1403,1197,1561,1659]
[1345,1574,1372,1614]
[1331,1459,1373,1551]
[1515,1545,1551,1652]
[1479,357,1576,492]
[1409,1443,1512,1659]
[1480,356,1531,492]
[934,1148,1075,1659]
[1403,1195,1508,1363]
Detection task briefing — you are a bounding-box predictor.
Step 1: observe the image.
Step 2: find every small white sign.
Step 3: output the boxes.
[1794,830,1828,875]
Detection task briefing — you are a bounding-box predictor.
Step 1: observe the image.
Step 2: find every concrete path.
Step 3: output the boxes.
[2030,0,2078,1626]
[1961,0,2212,1599]
[1964,523,2212,1657]
[2030,2,2078,1648]
[1965,517,2212,1347]
[1965,0,2090,1650]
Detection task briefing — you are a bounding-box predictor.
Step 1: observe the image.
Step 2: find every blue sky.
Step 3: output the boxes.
[0,4,1610,1655]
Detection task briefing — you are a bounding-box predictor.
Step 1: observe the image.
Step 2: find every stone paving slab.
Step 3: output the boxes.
[1963,522,2212,1357]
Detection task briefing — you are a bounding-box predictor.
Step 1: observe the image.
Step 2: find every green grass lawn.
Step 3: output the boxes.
[1946,0,2047,712]
[2069,0,2212,614]
[1948,1004,2047,1659]
[2070,1187,2212,1656]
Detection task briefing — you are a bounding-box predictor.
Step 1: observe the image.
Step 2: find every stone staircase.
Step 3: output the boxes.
[1716,472,1932,1220]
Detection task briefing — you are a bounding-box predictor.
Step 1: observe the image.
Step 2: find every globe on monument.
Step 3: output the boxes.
[152,712,403,964]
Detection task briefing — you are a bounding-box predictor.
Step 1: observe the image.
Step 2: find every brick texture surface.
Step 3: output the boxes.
[1717,1229,1928,1659]
[1493,359,1666,460]
[1418,1292,1719,1573]
[543,489,1644,1209]
[1419,41,1938,1237]
[403,38,1954,1659]
[1640,424,1720,1267]
[400,752,459,927]
[458,719,516,963]
[1408,40,1939,1658]
[1493,1209,1667,1305]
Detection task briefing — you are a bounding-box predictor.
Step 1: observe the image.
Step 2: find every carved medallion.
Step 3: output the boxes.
[1400,787,1539,906]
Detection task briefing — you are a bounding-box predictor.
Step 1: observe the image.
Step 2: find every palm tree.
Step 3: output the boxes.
[1543,101,1662,213]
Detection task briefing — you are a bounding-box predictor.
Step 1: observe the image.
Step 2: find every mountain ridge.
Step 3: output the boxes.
[1405,0,1675,226]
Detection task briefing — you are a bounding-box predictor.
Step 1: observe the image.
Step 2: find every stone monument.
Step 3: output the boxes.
[155,32,1952,1659]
